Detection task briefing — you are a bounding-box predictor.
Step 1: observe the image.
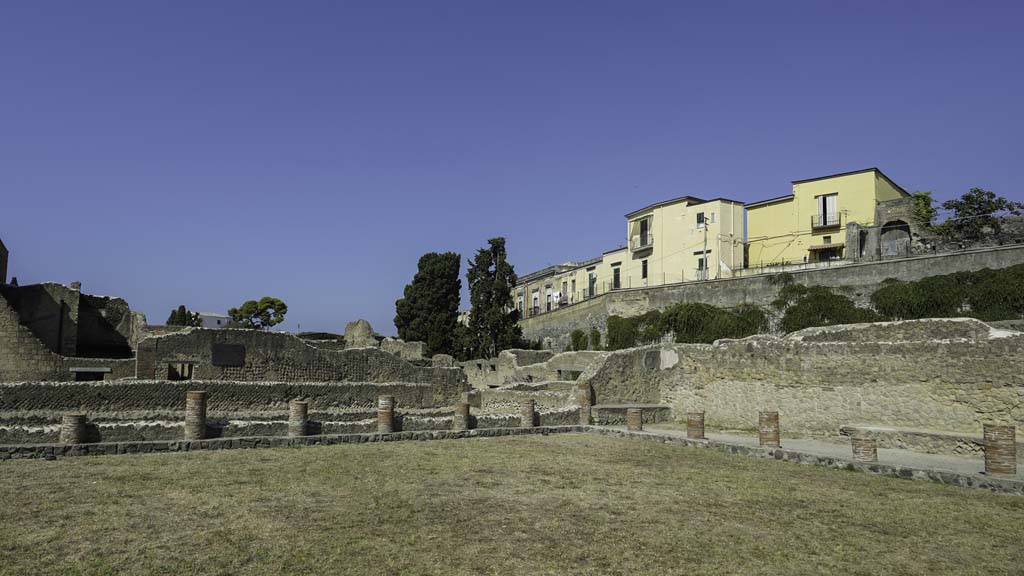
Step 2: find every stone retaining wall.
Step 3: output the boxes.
[521,244,1024,350]
[578,319,1024,437]
[0,379,468,414]
[136,329,464,386]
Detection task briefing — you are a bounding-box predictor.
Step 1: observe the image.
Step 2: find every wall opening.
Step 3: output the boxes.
[168,362,194,381]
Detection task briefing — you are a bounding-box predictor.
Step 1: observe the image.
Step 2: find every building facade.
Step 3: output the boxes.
[197,312,231,329]
[513,196,745,318]
[513,167,914,319]
[745,168,909,267]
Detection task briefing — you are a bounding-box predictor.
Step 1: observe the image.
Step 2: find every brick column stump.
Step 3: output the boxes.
[377,395,395,434]
[577,382,592,425]
[520,399,536,428]
[288,400,309,437]
[984,424,1017,476]
[626,408,643,432]
[60,413,87,444]
[758,411,780,448]
[452,401,470,431]
[184,391,207,440]
[687,412,705,440]
[851,437,878,464]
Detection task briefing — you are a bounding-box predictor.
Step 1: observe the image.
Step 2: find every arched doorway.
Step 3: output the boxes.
[880,220,911,258]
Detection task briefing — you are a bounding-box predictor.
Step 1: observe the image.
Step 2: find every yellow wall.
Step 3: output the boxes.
[746,170,906,267]
[621,198,744,287]
[516,169,908,312]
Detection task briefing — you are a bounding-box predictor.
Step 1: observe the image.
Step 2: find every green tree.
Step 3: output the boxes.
[911,191,938,228]
[228,297,288,330]
[394,252,462,357]
[166,305,201,327]
[570,329,588,351]
[464,238,522,358]
[940,187,1024,239]
[773,284,879,333]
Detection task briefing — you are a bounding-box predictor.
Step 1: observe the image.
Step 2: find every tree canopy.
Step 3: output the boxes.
[940,187,1024,239]
[228,297,288,330]
[394,252,462,357]
[461,237,522,359]
[166,305,202,327]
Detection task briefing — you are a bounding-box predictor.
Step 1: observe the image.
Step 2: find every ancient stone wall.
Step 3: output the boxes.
[380,338,424,361]
[578,319,1024,437]
[0,283,80,355]
[522,244,1024,350]
[0,292,63,381]
[76,295,135,358]
[459,349,605,389]
[0,380,463,413]
[136,328,466,389]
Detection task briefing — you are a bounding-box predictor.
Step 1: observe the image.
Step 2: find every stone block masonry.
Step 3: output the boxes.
[579,319,1024,439]
[0,379,469,414]
[136,329,465,389]
[520,244,1024,351]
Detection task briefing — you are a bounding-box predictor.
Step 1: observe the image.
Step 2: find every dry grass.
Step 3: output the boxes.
[1,434,1022,575]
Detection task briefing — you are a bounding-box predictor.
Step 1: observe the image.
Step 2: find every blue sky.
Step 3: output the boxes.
[1,1,1021,335]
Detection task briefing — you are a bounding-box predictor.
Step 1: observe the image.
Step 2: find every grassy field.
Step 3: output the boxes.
[1,434,1022,575]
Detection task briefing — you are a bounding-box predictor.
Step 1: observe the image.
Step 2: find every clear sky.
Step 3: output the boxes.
[2,1,1022,335]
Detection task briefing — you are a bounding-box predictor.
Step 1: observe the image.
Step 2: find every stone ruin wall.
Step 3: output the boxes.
[135,328,462,387]
[0,380,462,415]
[578,318,1024,438]
[460,348,605,389]
[521,243,1024,351]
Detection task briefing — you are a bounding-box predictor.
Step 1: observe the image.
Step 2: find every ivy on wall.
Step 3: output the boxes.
[605,303,768,350]
[871,264,1024,322]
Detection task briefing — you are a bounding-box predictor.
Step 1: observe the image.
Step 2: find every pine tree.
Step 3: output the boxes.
[394,252,462,357]
[465,237,522,358]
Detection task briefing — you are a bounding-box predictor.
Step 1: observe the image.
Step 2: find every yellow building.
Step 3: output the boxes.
[514,195,745,317]
[745,168,909,267]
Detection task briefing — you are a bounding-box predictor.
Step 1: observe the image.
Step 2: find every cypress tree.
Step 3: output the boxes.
[465,237,523,358]
[394,252,462,357]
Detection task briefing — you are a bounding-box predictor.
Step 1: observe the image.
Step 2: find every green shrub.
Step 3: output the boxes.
[606,316,637,350]
[777,284,880,333]
[871,264,1024,321]
[569,329,588,352]
[661,302,767,344]
[589,328,602,351]
[605,303,767,349]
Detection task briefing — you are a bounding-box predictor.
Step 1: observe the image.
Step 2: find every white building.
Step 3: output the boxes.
[197,312,231,329]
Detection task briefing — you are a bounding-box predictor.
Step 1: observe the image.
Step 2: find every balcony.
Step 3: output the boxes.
[630,235,655,251]
[811,213,842,230]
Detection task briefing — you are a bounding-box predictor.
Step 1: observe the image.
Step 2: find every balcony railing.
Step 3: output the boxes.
[811,213,841,229]
[630,235,655,251]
